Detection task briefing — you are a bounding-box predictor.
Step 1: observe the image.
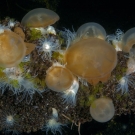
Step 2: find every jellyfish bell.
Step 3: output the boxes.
[64,37,117,85]
[121,27,135,52]
[21,8,60,28]
[76,22,106,40]
[90,97,115,123]
[45,63,75,92]
[0,30,26,68]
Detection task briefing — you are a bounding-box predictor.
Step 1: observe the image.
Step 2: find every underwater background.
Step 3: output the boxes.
[0,0,135,135]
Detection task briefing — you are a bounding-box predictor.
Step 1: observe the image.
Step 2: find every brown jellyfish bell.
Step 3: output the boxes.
[121,27,135,52]
[45,63,78,92]
[21,8,59,28]
[76,22,106,40]
[90,97,115,122]
[64,37,117,85]
[0,30,26,68]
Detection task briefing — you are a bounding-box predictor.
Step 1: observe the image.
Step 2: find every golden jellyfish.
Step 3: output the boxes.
[45,63,78,92]
[64,37,117,85]
[121,27,135,52]
[76,22,106,40]
[0,30,26,68]
[90,97,115,123]
[21,8,60,28]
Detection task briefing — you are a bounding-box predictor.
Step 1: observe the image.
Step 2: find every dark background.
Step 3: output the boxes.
[0,0,135,134]
[0,0,135,33]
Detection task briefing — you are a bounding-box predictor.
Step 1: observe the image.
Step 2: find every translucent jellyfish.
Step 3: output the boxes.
[76,22,106,40]
[121,27,135,52]
[90,97,115,122]
[21,8,59,28]
[0,30,26,68]
[64,37,117,85]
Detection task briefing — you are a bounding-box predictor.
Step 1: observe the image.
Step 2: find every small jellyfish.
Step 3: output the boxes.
[76,22,106,40]
[90,97,115,122]
[64,37,117,85]
[21,8,59,28]
[45,63,75,92]
[0,30,26,68]
[121,27,135,52]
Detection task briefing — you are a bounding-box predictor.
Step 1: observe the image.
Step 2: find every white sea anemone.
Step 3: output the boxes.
[116,74,135,94]
[42,108,64,135]
[17,79,43,104]
[0,66,23,94]
[0,24,10,34]
[59,28,76,49]
[106,29,124,51]
[61,79,79,105]
[7,19,18,28]
[0,109,19,129]
[47,26,56,35]
[37,36,61,61]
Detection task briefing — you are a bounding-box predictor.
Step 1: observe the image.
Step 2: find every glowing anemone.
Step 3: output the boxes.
[0,109,19,129]
[106,29,124,51]
[116,75,135,94]
[76,22,106,40]
[64,37,117,85]
[21,8,59,28]
[90,97,115,122]
[42,108,63,135]
[0,30,26,68]
[61,78,79,105]
[37,37,60,61]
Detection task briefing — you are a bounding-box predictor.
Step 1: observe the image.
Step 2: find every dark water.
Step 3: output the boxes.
[0,0,135,135]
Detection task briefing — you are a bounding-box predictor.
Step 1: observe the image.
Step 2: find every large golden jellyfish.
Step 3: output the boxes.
[21,8,59,28]
[0,30,26,68]
[64,23,117,85]
[65,23,117,85]
[90,97,115,122]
